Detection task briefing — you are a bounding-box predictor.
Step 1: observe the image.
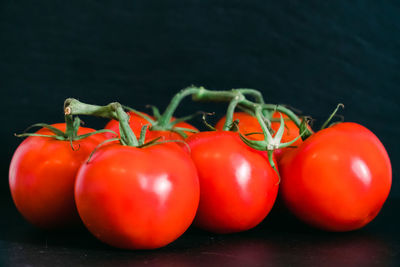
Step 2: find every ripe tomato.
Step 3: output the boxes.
[186,131,279,233]
[215,112,264,141]
[9,123,105,229]
[75,142,200,249]
[215,112,305,160]
[104,111,198,141]
[278,122,392,231]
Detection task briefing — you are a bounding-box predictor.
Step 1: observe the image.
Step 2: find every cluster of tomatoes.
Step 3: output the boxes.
[9,90,392,250]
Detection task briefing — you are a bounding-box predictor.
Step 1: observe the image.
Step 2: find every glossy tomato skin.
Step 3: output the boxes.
[9,123,105,229]
[215,112,264,141]
[215,112,305,160]
[186,131,279,234]
[279,122,392,231]
[104,111,198,141]
[75,142,200,249]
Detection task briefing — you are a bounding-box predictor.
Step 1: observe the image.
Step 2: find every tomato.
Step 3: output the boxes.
[215,112,305,160]
[186,131,279,233]
[104,111,198,141]
[9,123,105,229]
[75,142,200,249]
[278,122,392,231]
[104,111,153,139]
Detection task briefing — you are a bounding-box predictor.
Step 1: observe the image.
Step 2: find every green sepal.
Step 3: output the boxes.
[244,131,264,137]
[23,123,66,137]
[272,113,285,145]
[169,125,199,139]
[239,133,267,151]
[320,103,344,130]
[137,136,162,148]
[254,107,274,145]
[86,138,120,163]
[138,125,149,146]
[170,128,188,139]
[172,127,198,134]
[268,150,280,184]
[74,129,118,141]
[278,126,310,149]
[15,133,66,140]
[69,138,79,151]
[145,105,162,120]
[201,112,216,131]
[299,117,313,140]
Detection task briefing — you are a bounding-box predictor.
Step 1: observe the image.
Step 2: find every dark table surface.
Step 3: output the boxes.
[1,192,399,267]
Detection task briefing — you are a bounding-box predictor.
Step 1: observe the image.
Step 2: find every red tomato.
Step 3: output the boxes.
[75,142,200,249]
[279,122,392,231]
[9,123,105,229]
[215,112,305,160]
[215,112,264,141]
[104,111,198,141]
[186,131,279,233]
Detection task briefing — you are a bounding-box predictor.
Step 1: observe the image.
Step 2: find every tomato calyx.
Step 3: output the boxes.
[190,86,314,175]
[64,98,191,151]
[65,99,141,147]
[238,107,304,179]
[15,114,115,150]
[123,104,200,139]
[135,87,202,139]
[191,86,313,138]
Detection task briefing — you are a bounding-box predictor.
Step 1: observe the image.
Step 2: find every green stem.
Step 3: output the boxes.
[156,86,201,127]
[64,98,139,146]
[64,99,118,120]
[192,88,257,110]
[223,93,244,131]
[191,88,280,136]
[262,104,301,127]
[115,104,139,146]
[237,88,265,104]
[64,114,80,140]
[190,87,312,139]
[254,106,273,144]
[320,103,344,130]
[262,104,313,137]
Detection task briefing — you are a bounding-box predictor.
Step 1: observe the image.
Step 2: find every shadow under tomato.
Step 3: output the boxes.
[2,192,399,267]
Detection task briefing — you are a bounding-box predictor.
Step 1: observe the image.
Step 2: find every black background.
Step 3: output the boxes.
[1,1,400,266]
[1,1,399,197]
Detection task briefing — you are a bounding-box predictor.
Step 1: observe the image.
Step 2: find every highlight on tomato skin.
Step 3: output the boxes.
[186,131,279,234]
[9,123,106,229]
[278,122,392,232]
[104,111,198,141]
[74,141,200,250]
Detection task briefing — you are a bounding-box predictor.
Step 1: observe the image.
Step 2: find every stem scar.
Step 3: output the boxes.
[64,107,71,115]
